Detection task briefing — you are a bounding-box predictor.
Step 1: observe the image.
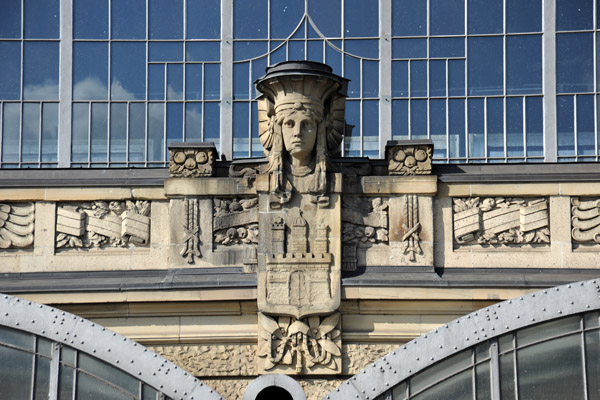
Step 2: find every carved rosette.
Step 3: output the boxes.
[386,140,433,175]
[257,312,341,374]
[0,202,35,249]
[453,197,549,246]
[571,197,600,244]
[341,197,389,271]
[169,142,216,177]
[56,201,150,249]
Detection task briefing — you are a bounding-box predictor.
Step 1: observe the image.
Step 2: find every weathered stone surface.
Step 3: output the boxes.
[0,202,35,249]
[169,142,217,177]
[386,140,433,175]
[453,197,550,246]
[257,312,342,374]
[55,201,150,249]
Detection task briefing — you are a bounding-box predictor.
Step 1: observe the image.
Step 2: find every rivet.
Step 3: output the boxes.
[31,320,34,324]
[509,301,512,304]
[532,294,535,297]
[568,284,571,288]
[531,318,535,321]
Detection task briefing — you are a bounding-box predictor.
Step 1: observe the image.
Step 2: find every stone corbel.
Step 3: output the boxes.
[169,142,217,178]
[386,139,433,176]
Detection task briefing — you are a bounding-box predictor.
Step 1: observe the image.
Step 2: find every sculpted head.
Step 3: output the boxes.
[277,100,322,165]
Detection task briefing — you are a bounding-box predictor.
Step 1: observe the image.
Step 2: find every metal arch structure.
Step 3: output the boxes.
[324,278,600,400]
[0,293,225,400]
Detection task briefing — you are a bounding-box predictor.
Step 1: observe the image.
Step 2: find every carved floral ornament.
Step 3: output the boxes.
[258,312,341,374]
[386,141,433,176]
[169,143,216,177]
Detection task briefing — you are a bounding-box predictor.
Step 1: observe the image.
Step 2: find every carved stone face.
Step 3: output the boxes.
[281,112,317,163]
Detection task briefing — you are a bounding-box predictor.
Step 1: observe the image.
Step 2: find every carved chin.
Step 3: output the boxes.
[288,148,311,159]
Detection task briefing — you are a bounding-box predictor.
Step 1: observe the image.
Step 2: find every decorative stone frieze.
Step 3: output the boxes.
[571,197,600,244]
[56,201,150,249]
[257,312,341,374]
[402,194,423,261]
[341,197,389,271]
[169,142,217,177]
[213,197,259,267]
[453,197,549,246]
[0,202,35,249]
[386,140,433,175]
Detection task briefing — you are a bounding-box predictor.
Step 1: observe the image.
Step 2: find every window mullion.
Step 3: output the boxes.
[58,0,73,167]
[379,0,392,158]
[543,0,557,161]
[221,0,233,160]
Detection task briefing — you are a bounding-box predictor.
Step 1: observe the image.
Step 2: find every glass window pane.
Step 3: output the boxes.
[71,103,89,163]
[393,99,409,138]
[205,63,220,100]
[186,42,220,62]
[307,40,324,63]
[73,42,108,100]
[234,0,267,39]
[430,38,464,58]
[430,99,447,158]
[148,64,164,101]
[429,60,446,97]
[487,97,504,158]
[345,100,360,156]
[91,103,108,163]
[0,345,33,399]
[517,315,581,347]
[149,0,182,39]
[24,0,59,38]
[149,42,183,62]
[37,337,53,358]
[233,102,249,158]
[468,0,503,34]
[411,61,427,97]
[507,0,542,33]
[148,103,164,161]
[0,41,21,100]
[167,64,183,100]
[111,42,146,100]
[234,41,268,62]
[112,0,145,39]
[468,37,503,96]
[345,40,379,59]
[392,39,427,59]
[476,361,491,399]
[288,40,305,59]
[78,353,139,395]
[363,61,378,97]
[517,334,585,399]
[506,96,524,157]
[0,326,34,349]
[128,103,145,162]
[430,0,464,35]
[499,352,516,400]
[34,355,51,400]
[0,0,21,38]
[22,103,40,162]
[344,0,378,37]
[187,0,220,39]
[345,55,360,98]
[74,0,108,39]
[363,100,379,157]
[392,61,408,97]
[577,95,595,155]
[24,42,59,100]
[271,0,304,39]
[142,384,158,400]
[449,60,465,97]
[58,364,74,400]
[585,330,600,398]
[411,99,427,138]
[526,97,544,157]
[556,33,593,93]
[412,369,473,400]
[186,103,202,141]
[449,98,465,158]
[411,350,472,394]
[41,102,58,162]
[76,373,134,400]
[110,103,127,162]
[234,63,249,99]
[308,0,341,37]
[392,0,426,36]
[557,95,575,156]
[557,0,593,30]
[251,101,261,157]
[326,40,342,76]
[392,382,407,400]
[468,98,485,158]
[584,311,600,328]
[167,102,183,147]
[204,102,220,149]
[186,64,202,100]
[506,35,542,95]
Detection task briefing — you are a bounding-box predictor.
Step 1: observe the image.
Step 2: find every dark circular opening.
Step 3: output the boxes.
[256,385,294,400]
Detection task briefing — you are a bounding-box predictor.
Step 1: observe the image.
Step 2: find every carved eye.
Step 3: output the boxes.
[284,120,295,128]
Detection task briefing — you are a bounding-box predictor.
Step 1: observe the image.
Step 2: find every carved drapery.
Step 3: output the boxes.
[571,197,600,244]
[0,202,35,249]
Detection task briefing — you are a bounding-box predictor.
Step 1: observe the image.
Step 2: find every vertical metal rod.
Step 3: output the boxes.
[30,337,37,399]
[490,340,501,400]
[379,0,392,157]
[502,0,507,162]
[0,102,4,165]
[543,0,557,161]
[360,58,364,156]
[248,60,253,157]
[221,0,234,159]
[594,0,599,160]
[87,102,92,164]
[126,102,130,163]
[522,96,527,159]
[201,62,205,141]
[38,102,43,164]
[464,0,469,161]
[580,318,589,400]
[107,0,112,166]
[446,60,450,160]
[513,335,519,400]
[471,349,477,400]
[484,97,488,162]
[182,0,187,143]
[163,64,167,161]
[144,0,149,166]
[574,95,579,158]
[408,61,412,139]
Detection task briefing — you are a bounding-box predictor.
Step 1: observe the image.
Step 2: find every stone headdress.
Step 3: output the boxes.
[255,61,348,204]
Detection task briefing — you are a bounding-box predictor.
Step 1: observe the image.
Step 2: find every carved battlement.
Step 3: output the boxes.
[266,252,332,264]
